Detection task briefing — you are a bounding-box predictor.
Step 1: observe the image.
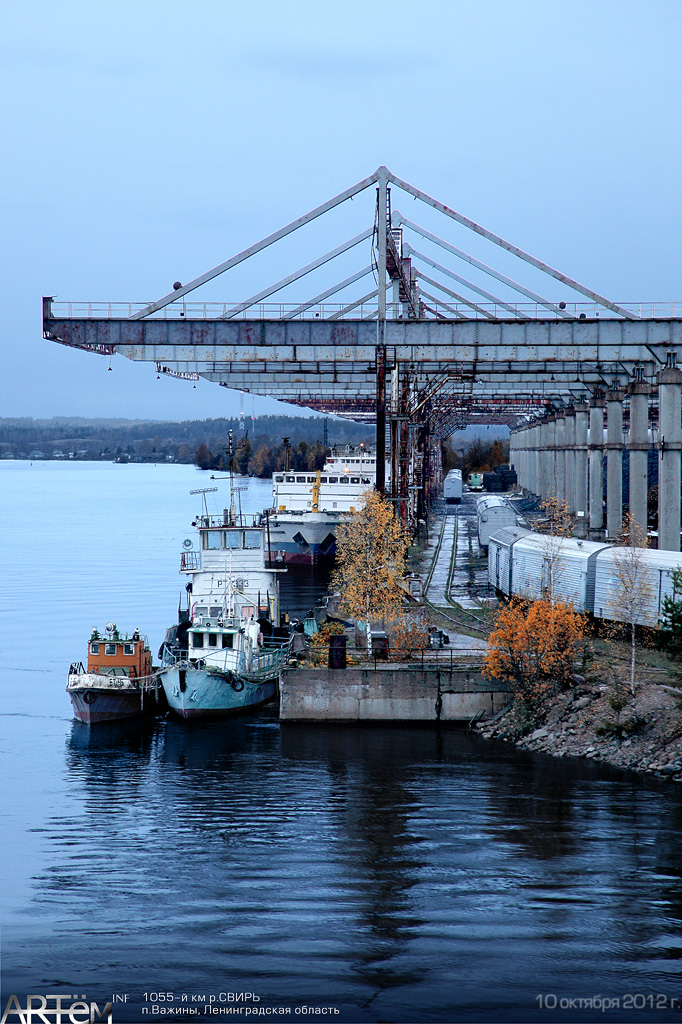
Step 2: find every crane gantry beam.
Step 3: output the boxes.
[43,166,682,531]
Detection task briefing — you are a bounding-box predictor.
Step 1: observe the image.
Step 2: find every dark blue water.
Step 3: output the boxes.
[3,463,682,1023]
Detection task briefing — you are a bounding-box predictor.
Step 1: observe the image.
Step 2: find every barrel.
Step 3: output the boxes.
[328,634,347,669]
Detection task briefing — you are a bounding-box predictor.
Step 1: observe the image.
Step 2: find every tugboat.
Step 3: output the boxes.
[158,482,293,720]
[67,624,162,724]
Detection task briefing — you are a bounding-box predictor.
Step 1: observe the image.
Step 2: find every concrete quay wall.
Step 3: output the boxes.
[279,665,511,722]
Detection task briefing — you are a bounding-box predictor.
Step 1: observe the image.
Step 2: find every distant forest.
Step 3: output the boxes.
[0,415,373,476]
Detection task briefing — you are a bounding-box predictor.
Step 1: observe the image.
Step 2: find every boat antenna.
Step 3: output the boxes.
[189,486,218,519]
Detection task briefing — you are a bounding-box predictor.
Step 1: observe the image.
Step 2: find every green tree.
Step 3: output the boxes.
[250,444,276,477]
[194,443,212,469]
[233,438,252,475]
[659,567,682,663]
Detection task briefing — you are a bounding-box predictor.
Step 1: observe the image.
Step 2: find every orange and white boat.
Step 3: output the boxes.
[67,623,163,724]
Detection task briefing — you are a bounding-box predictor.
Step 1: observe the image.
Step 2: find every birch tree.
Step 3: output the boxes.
[609,514,654,698]
[536,496,573,605]
[330,490,407,655]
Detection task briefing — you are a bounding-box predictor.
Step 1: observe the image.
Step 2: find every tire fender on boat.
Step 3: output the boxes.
[83,691,98,704]
[231,679,245,692]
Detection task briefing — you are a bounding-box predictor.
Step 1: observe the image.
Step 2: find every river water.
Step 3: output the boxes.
[2,462,682,1023]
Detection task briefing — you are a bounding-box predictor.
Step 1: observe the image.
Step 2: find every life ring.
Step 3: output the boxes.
[231,679,245,692]
[83,691,98,704]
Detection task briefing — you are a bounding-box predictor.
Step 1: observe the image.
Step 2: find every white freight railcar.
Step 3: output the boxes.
[477,496,520,548]
[593,548,682,626]
[489,528,682,626]
[512,534,610,613]
[443,469,463,504]
[488,529,609,613]
[488,527,532,595]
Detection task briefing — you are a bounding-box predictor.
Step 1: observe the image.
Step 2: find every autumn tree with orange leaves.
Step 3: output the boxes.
[330,489,407,656]
[483,598,588,723]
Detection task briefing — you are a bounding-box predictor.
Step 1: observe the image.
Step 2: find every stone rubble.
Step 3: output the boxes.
[477,682,682,781]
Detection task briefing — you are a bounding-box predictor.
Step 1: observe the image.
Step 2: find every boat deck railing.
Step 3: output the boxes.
[67,671,161,692]
[195,514,265,529]
[234,636,295,683]
[161,636,294,678]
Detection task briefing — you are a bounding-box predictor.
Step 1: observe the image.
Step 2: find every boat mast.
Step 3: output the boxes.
[227,429,237,526]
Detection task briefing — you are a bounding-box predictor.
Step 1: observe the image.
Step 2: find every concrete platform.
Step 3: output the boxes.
[279,665,511,722]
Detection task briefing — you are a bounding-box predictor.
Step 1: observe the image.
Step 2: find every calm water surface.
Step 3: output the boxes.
[2,463,682,1023]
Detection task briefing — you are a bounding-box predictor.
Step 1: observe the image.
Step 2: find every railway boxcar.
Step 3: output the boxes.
[488,527,531,595]
[488,530,610,613]
[593,548,682,626]
[443,469,462,504]
[477,496,520,548]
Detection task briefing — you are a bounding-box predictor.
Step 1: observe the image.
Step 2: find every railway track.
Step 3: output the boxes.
[423,495,493,636]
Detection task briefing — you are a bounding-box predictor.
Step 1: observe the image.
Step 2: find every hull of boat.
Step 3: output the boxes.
[68,688,158,724]
[159,665,278,719]
[268,513,346,565]
[67,673,163,724]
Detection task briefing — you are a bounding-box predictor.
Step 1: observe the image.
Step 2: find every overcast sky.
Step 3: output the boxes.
[3,0,682,421]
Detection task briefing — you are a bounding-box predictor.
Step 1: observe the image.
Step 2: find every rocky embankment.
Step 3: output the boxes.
[478,681,682,781]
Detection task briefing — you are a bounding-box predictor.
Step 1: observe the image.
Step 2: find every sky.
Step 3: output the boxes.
[3,0,682,422]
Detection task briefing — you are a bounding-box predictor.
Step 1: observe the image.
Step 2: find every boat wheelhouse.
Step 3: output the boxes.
[159,501,291,720]
[67,624,162,724]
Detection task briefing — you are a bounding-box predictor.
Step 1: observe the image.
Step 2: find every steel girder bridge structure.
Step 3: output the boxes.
[44,166,682,531]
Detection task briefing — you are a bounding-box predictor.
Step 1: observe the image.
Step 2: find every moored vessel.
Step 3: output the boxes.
[67,624,162,724]
[159,487,292,719]
[268,445,376,565]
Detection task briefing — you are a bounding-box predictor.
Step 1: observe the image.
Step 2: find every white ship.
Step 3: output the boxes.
[267,446,377,565]
[159,489,291,719]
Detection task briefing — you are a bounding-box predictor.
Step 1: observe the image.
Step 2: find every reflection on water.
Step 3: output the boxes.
[4,465,682,1022]
[2,718,682,1021]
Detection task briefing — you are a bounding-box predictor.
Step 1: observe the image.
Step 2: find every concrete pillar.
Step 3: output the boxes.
[554,413,566,503]
[544,417,554,501]
[589,392,605,535]
[522,426,531,493]
[392,279,401,319]
[538,419,549,500]
[574,403,589,536]
[564,407,576,512]
[514,429,524,490]
[545,414,557,499]
[658,360,682,551]
[513,430,522,489]
[524,423,536,495]
[627,380,654,542]
[605,389,624,539]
